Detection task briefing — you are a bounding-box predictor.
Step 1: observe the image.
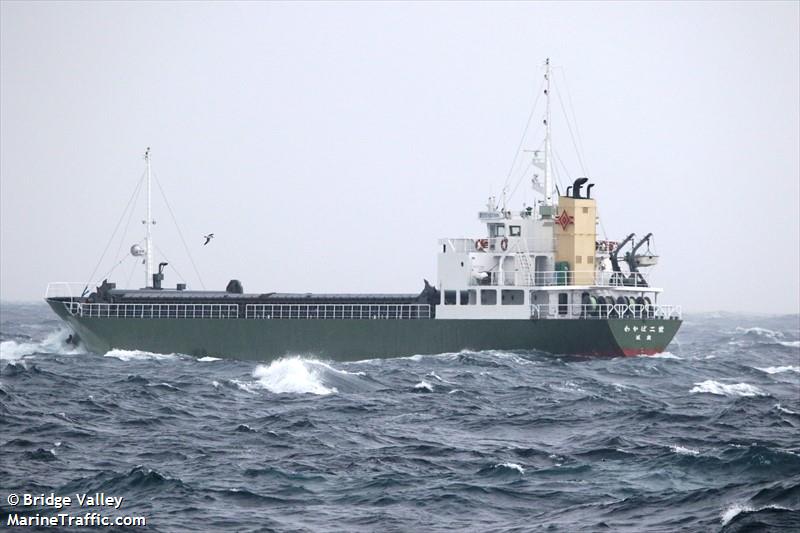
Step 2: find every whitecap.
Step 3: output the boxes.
[720,503,791,526]
[414,380,434,392]
[779,341,800,348]
[651,351,682,360]
[756,365,800,375]
[198,356,221,362]
[690,380,766,397]
[495,462,525,474]
[775,403,797,415]
[104,349,178,362]
[721,503,753,525]
[427,371,454,384]
[250,357,336,395]
[670,445,699,456]
[735,326,784,339]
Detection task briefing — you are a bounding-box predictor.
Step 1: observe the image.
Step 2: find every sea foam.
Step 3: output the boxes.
[651,351,682,360]
[690,380,766,397]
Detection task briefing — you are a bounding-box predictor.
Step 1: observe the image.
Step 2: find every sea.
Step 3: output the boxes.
[1,302,798,532]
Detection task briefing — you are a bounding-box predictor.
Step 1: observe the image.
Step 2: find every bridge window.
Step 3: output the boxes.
[510,225,521,236]
[481,289,497,305]
[444,290,457,305]
[489,224,506,238]
[502,289,524,305]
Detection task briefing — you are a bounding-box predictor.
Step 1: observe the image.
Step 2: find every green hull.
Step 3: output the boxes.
[48,300,680,360]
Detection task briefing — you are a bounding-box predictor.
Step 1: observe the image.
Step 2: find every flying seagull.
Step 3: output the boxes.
[203,233,215,246]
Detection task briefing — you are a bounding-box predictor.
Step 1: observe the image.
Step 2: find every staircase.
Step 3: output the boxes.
[516,253,536,286]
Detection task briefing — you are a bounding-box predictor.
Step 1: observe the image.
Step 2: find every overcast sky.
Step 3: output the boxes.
[1,1,798,314]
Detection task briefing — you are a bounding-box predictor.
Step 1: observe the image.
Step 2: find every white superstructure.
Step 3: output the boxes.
[435,59,678,322]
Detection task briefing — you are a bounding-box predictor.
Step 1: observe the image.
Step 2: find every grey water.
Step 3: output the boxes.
[1,302,798,532]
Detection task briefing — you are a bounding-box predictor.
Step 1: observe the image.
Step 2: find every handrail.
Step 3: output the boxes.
[475,269,651,288]
[56,301,432,320]
[62,302,239,319]
[45,282,101,301]
[530,303,681,320]
[244,303,431,320]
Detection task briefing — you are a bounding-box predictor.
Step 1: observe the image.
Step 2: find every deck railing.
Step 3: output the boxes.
[530,303,681,320]
[64,302,239,319]
[59,302,432,320]
[244,303,431,320]
[477,269,650,288]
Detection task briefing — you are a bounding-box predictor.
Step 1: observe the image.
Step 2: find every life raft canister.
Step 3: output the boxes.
[500,238,508,251]
[475,239,489,251]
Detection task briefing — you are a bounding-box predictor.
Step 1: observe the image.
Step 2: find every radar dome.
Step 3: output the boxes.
[130,244,145,257]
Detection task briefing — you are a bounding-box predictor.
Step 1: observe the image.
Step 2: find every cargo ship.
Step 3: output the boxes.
[45,60,681,361]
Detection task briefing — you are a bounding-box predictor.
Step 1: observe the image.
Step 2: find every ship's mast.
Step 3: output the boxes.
[543,58,554,206]
[144,147,153,288]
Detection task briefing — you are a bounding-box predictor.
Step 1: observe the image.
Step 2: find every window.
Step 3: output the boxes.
[582,207,589,214]
[558,293,568,315]
[467,289,477,305]
[481,289,497,305]
[576,255,582,264]
[444,290,457,305]
[490,224,506,238]
[587,256,594,264]
[459,290,470,305]
[510,225,521,237]
[502,289,524,305]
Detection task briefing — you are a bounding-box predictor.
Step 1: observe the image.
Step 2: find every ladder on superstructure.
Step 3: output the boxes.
[516,252,536,286]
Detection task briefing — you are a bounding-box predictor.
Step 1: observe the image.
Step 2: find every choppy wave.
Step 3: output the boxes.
[690,380,767,397]
[721,502,794,526]
[3,305,799,532]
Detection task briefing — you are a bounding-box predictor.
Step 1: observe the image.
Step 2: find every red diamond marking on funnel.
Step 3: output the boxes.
[556,209,574,231]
